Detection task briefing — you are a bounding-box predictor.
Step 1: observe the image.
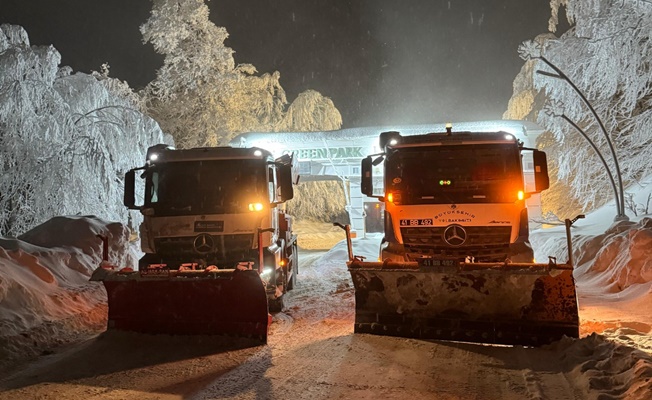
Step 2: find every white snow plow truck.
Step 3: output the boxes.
[343,127,579,346]
[91,144,299,342]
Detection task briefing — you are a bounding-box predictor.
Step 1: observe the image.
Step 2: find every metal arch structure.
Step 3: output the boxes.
[230,120,545,235]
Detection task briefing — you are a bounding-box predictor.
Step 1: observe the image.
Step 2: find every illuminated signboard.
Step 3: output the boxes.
[284,147,364,160]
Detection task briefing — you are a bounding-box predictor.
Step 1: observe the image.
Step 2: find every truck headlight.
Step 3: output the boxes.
[248,202,264,212]
[260,267,274,278]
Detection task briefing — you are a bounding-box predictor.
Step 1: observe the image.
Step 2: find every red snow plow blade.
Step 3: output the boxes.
[348,261,579,346]
[92,268,271,342]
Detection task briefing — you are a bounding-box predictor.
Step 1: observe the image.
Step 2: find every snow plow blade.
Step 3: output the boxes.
[348,261,579,346]
[92,268,271,342]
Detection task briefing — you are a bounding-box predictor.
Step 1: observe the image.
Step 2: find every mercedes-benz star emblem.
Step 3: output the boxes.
[193,233,214,254]
[443,224,467,247]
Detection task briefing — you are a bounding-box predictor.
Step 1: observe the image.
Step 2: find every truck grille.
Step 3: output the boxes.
[400,226,512,262]
[154,234,253,261]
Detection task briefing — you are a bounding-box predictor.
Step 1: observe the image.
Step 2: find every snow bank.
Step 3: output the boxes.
[0,215,129,373]
[16,215,132,271]
[549,334,652,399]
[533,217,652,288]
[532,216,652,305]
[530,185,652,359]
[580,218,652,289]
[530,174,652,303]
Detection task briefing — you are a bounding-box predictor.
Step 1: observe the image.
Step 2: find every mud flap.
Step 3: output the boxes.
[348,262,579,346]
[100,269,270,342]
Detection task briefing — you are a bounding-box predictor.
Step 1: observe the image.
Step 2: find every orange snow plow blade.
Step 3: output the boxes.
[348,260,579,346]
[92,268,270,342]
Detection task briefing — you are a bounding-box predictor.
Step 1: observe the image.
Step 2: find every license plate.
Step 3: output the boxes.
[140,266,171,277]
[195,220,224,232]
[419,258,457,267]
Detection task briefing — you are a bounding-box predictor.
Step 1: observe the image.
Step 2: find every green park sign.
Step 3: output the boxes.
[287,147,364,160]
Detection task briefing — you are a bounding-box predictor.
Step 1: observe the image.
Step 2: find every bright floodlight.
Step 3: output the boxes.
[150,153,159,161]
[253,150,263,157]
[504,134,514,140]
[389,139,398,146]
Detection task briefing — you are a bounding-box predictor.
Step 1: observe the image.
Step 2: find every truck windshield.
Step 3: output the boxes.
[385,144,523,204]
[144,159,267,215]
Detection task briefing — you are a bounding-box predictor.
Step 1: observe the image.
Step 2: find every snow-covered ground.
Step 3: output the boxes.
[1,190,651,398]
[530,178,652,353]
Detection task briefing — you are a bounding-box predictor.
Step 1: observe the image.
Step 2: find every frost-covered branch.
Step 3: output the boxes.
[140,0,341,148]
[0,24,171,237]
[506,2,652,218]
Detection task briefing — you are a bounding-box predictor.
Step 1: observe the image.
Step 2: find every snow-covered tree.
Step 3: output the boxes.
[279,90,343,132]
[140,0,344,223]
[140,0,342,148]
[0,24,171,237]
[284,180,348,223]
[505,0,652,217]
[504,34,585,220]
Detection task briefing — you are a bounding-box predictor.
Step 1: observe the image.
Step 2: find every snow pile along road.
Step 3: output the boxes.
[531,210,652,360]
[549,334,652,399]
[576,217,652,293]
[0,216,128,373]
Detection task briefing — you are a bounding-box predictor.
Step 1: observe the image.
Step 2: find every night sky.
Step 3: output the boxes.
[0,0,562,128]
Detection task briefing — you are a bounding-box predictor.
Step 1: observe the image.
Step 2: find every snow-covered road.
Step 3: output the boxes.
[3,244,642,400]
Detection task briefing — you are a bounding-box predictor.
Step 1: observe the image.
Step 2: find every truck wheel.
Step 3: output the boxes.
[268,295,284,313]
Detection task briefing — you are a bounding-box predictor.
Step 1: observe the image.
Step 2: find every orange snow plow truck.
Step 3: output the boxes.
[91,144,299,342]
[344,127,580,346]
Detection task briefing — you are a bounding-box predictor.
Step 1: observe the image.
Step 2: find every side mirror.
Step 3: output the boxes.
[361,157,373,196]
[124,169,139,209]
[275,153,298,202]
[278,163,294,202]
[532,150,550,192]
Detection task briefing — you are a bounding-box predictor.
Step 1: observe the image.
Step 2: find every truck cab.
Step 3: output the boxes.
[362,129,550,264]
[124,144,298,310]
